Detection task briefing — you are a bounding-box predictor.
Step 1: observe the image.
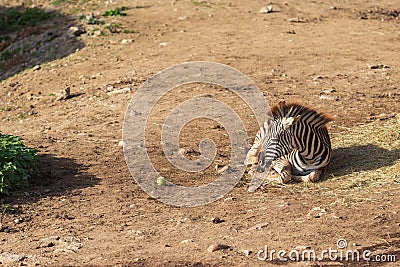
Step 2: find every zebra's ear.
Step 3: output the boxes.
[282,115,301,129]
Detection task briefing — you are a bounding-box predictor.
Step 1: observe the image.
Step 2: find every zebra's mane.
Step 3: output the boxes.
[270,101,334,125]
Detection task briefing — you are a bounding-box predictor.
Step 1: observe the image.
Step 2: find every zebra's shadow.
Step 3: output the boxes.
[328,144,400,177]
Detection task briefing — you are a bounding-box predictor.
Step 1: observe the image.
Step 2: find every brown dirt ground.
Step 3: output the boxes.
[0,0,399,266]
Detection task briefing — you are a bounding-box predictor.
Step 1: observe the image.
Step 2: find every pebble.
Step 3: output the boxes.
[288,17,305,23]
[211,217,224,224]
[248,222,269,231]
[319,94,339,101]
[259,6,273,13]
[121,39,134,44]
[107,87,132,96]
[67,26,85,37]
[215,165,228,174]
[32,65,41,71]
[242,249,252,256]
[180,239,194,244]
[118,141,125,147]
[367,64,390,69]
[56,87,71,101]
[14,218,23,224]
[322,89,337,94]
[207,243,230,253]
[178,15,188,20]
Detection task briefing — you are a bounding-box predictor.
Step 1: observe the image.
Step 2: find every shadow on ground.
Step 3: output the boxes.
[2,153,99,206]
[0,5,85,80]
[330,144,400,177]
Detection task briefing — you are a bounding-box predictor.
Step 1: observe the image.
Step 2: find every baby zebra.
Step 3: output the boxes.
[245,101,334,187]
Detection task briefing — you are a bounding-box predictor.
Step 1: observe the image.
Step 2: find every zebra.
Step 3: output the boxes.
[245,101,334,187]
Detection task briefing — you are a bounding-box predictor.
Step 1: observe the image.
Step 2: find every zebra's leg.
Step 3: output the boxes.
[292,169,323,183]
[268,159,292,184]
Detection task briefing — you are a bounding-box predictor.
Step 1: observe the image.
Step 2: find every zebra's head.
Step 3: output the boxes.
[256,110,301,173]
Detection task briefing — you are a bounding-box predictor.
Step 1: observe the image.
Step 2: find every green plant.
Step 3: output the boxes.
[103,7,128,17]
[0,203,13,228]
[0,50,12,62]
[191,1,211,7]
[0,134,39,194]
[0,7,53,33]
[52,0,66,5]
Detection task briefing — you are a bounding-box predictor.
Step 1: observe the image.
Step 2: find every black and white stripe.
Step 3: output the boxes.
[246,101,333,178]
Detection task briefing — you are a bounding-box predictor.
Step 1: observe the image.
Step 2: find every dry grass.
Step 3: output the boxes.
[256,118,400,202]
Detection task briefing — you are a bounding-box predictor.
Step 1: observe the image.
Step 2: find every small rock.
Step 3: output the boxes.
[215,165,228,174]
[93,30,103,36]
[308,207,328,218]
[248,222,269,231]
[53,248,75,254]
[242,249,252,256]
[211,217,224,224]
[259,6,273,13]
[367,64,390,69]
[121,39,134,44]
[118,141,125,147]
[288,17,305,23]
[178,15,188,20]
[67,26,85,37]
[32,65,41,71]
[180,239,194,244]
[14,218,23,224]
[56,87,71,101]
[330,6,338,10]
[224,197,236,202]
[322,89,337,94]
[319,94,339,101]
[159,42,168,46]
[107,87,132,96]
[207,243,230,253]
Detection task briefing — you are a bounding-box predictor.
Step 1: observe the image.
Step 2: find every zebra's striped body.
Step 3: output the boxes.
[245,101,334,185]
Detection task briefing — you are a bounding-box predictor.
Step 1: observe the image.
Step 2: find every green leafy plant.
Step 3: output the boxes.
[0,7,53,33]
[0,134,39,194]
[103,7,128,17]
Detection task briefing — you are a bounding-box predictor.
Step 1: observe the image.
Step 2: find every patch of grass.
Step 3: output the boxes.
[253,118,400,204]
[0,50,13,62]
[0,106,12,112]
[0,7,53,33]
[0,134,39,194]
[52,0,66,5]
[122,29,137,34]
[191,1,211,8]
[324,118,399,198]
[103,7,128,17]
